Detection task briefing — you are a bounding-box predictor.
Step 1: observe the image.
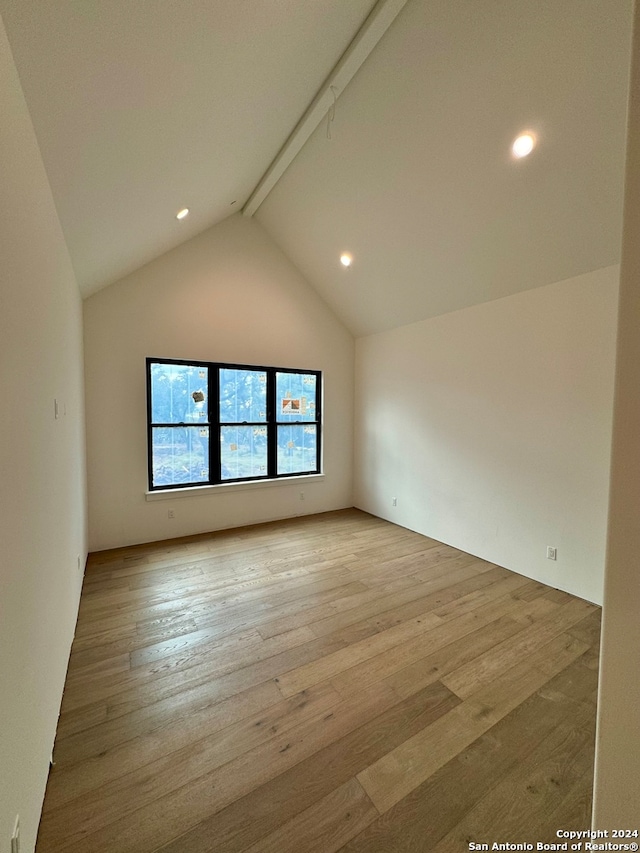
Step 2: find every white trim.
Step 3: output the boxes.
[146,473,325,501]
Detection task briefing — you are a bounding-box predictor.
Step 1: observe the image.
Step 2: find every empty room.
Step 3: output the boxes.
[1,1,639,851]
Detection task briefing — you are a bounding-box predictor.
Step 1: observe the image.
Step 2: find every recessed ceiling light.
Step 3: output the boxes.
[512,133,536,159]
[176,208,189,220]
[340,253,353,267]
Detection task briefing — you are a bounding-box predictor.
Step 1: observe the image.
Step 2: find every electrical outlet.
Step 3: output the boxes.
[546,546,557,561]
[168,509,175,519]
[392,497,397,507]
[77,554,82,572]
[299,492,305,501]
[11,815,20,853]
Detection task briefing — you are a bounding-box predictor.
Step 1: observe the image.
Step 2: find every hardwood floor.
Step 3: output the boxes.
[36,509,600,852]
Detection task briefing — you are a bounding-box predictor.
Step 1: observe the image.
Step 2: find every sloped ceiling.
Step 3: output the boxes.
[0,0,378,295]
[256,0,633,336]
[0,0,633,336]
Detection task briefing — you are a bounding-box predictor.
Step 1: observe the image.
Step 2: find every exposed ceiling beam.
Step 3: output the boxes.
[242,0,409,217]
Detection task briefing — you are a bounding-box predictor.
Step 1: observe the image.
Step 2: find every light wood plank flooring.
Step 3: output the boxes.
[37,509,600,852]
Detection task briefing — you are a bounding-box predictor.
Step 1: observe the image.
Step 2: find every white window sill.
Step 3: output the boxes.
[145,473,325,501]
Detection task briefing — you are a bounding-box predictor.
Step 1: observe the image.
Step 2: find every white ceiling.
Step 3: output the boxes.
[0,0,378,295]
[1,0,634,335]
[257,0,634,335]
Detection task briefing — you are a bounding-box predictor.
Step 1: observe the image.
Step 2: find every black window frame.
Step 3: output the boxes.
[146,357,322,491]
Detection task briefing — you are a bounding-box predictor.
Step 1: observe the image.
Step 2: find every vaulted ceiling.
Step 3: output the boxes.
[1,0,633,335]
[0,0,378,295]
[256,0,633,335]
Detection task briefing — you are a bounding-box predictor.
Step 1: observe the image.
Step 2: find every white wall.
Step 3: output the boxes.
[593,0,640,823]
[0,15,87,853]
[354,267,618,604]
[83,214,354,552]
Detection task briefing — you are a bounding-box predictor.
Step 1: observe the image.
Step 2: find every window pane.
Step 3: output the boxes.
[277,425,317,475]
[151,426,209,487]
[276,372,317,422]
[219,368,267,423]
[221,426,268,480]
[150,363,208,424]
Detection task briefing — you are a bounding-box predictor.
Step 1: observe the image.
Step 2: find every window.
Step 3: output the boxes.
[147,358,321,490]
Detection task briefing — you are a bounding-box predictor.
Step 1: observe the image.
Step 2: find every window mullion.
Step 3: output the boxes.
[210,367,221,485]
[267,369,277,478]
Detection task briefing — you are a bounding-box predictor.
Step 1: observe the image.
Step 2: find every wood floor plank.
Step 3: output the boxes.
[257,575,420,640]
[55,631,327,768]
[53,702,108,741]
[510,594,562,624]
[40,682,344,845]
[328,590,552,702]
[362,550,469,588]
[44,682,399,853]
[356,631,590,814]
[309,563,507,639]
[37,510,600,853]
[59,631,350,720]
[69,619,233,672]
[510,580,550,601]
[431,696,596,850]
[63,624,314,709]
[275,611,444,698]
[153,680,460,853]
[440,599,595,698]
[538,654,599,706]
[63,652,131,685]
[337,677,591,853]
[428,571,531,620]
[382,614,522,699]
[46,679,284,809]
[74,567,364,642]
[330,606,523,700]
[536,765,594,832]
[70,616,199,661]
[190,579,370,637]
[241,778,378,853]
[129,623,311,670]
[76,564,355,624]
[566,608,603,647]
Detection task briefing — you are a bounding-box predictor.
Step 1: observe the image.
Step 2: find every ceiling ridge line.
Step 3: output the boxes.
[242,0,409,218]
